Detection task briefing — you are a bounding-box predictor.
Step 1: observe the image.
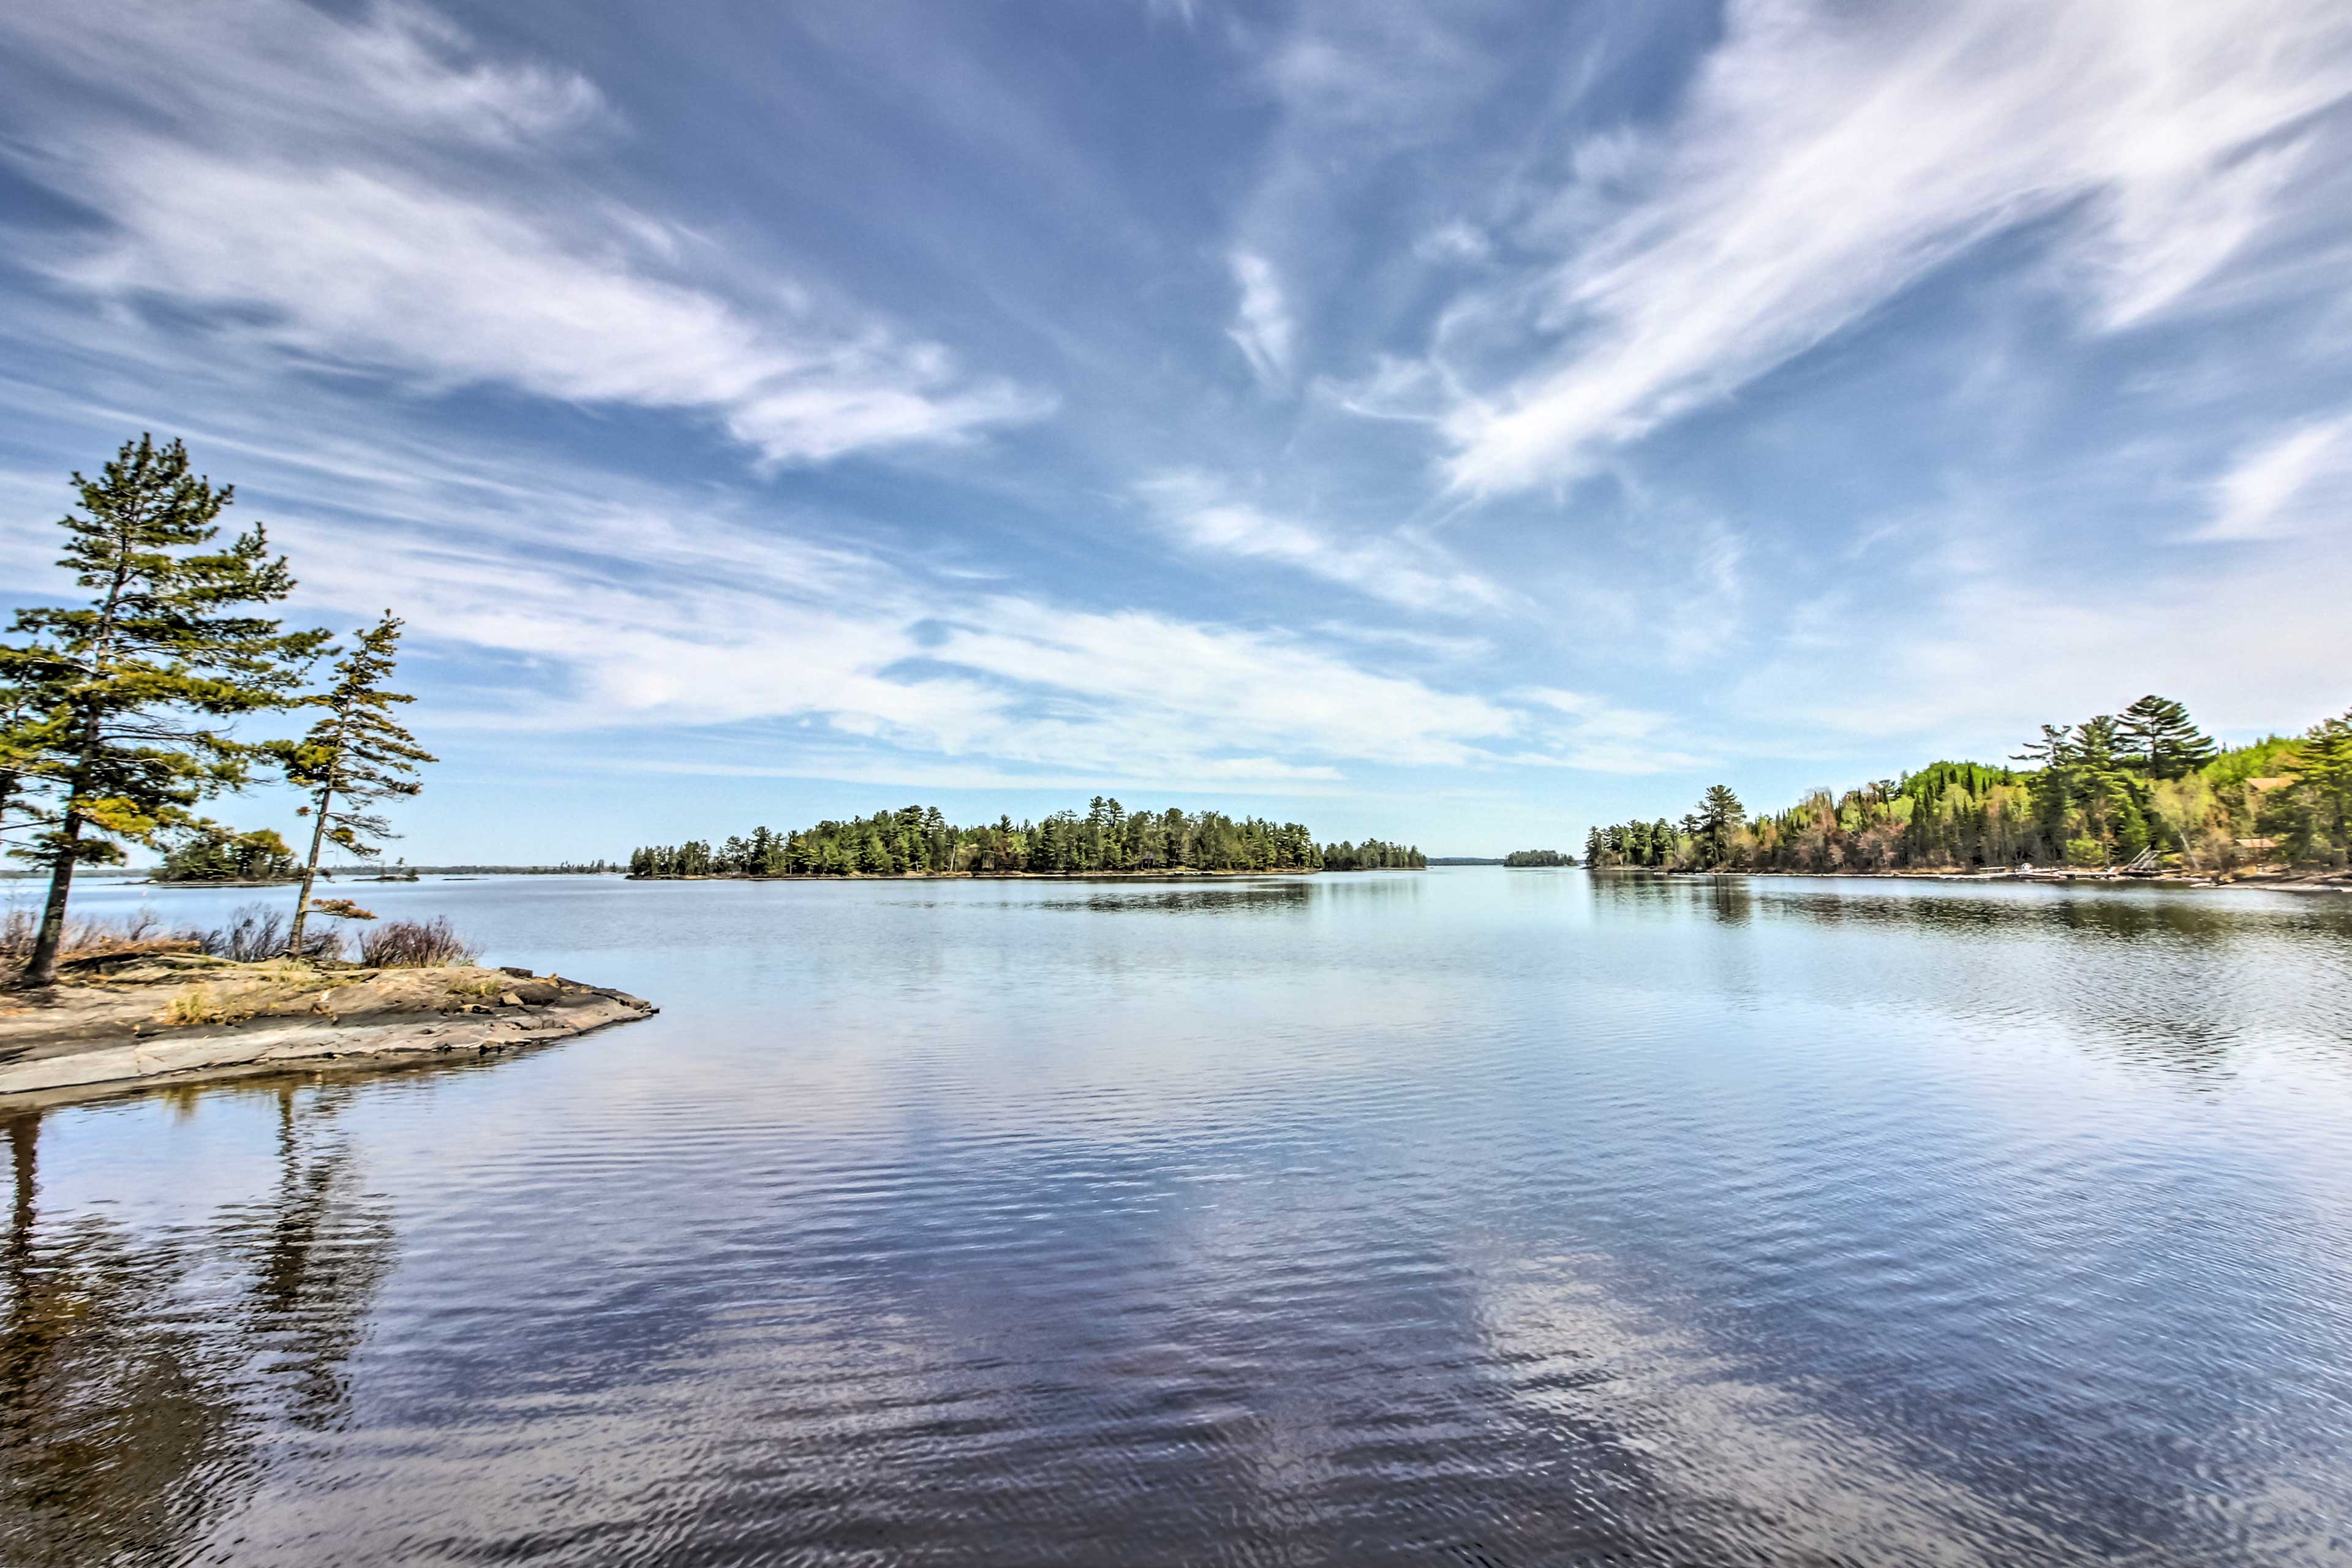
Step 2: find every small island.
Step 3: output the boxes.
[1502,850,1576,867]
[630,799,1427,877]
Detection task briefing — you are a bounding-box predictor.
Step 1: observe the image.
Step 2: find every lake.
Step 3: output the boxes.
[6,869,2352,1566]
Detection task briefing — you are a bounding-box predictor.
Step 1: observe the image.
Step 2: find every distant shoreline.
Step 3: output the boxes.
[1593,867,2350,893]
[627,867,1338,882]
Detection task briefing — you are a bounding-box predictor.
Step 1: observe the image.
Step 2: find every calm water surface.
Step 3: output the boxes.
[6,870,2352,1566]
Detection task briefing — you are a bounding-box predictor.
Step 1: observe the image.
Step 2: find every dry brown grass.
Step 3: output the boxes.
[157,982,258,1027]
[1,905,208,972]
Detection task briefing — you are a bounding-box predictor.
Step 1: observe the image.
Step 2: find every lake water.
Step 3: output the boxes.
[6,870,2352,1566]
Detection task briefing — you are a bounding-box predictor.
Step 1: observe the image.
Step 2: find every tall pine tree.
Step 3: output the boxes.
[1697,784,1745,869]
[2284,710,2352,864]
[277,616,435,957]
[4,437,326,986]
[2116,695,2217,780]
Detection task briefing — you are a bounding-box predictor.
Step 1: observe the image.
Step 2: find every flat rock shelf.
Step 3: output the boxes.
[0,953,657,1109]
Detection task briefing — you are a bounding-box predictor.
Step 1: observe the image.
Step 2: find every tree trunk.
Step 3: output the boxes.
[285,776,335,959]
[24,545,132,990]
[23,810,83,988]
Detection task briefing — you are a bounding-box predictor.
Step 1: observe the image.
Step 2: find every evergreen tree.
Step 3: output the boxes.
[4,436,326,986]
[0,676,70,852]
[2283,710,2352,864]
[155,823,298,883]
[2116,695,2217,780]
[1696,785,1745,869]
[277,616,435,957]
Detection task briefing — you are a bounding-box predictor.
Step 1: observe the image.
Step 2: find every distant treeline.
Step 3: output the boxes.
[1586,696,2352,873]
[629,799,1425,877]
[319,861,622,876]
[1502,849,1575,867]
[154,824,299,883]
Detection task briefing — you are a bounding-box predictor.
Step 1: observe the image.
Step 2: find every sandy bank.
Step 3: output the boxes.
[0,954,656,1109]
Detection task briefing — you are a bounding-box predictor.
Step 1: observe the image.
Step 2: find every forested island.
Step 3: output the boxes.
[153,824,300,884]
[628,799,1425,878]
[1585,696,2351,877]
[1503,850,1576,867]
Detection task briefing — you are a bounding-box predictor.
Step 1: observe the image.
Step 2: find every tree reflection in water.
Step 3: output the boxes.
[0,1087,396,1568]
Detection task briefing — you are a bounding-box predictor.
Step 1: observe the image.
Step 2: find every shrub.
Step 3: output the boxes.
[360,916,479,968]
[200,903,342,963]
[2,906,206,974]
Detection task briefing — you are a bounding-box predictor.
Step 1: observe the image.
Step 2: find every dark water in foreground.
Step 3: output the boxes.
[6,870,2352,1566]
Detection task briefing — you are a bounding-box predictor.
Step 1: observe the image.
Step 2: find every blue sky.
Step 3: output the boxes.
[4,0,2350,861]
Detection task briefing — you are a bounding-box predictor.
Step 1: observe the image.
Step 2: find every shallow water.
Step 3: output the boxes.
[6,870,2352,1566]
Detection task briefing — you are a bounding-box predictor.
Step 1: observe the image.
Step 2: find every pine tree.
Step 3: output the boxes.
[278,615,435,957]
[2285,710,2352,863]
[0,676,70,851]
[4,436,326,986]
[2116,695,2217,780]
[1697,785,1745,869]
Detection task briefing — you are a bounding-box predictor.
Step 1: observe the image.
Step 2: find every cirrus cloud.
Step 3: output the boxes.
[1410,0,2352,493]
[0,0,1049,466]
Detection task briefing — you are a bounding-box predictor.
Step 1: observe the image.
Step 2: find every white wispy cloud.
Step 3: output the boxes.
[1138,469,1512,614]
[2195,412,2352,541]
[0,0,1047,466]
[929,598,1518,772]
[1728,522,2352,751]
[1226,251,1297,386]
[0,405,1521,786]
[1512,688,1702,774]
[1389,0,2352,493]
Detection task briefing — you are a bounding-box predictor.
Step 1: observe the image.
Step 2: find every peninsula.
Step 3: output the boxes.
[1,951,656,1109]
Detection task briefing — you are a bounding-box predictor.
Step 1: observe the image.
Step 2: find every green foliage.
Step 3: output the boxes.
[2270,710,2352,868]
[1585,815,1686,870]
[629,799,1415,876]
[1591,696,2352,875]
[154,823,297,883]
[2203,735,2296,790]
[1695,784,1744,869]
[1503,849,1574,867]
[2117,695,2217,779]
[273,614,435,954]
[1899,760,2019,802]
[1319,839,1426,871]
[3,435,328,984]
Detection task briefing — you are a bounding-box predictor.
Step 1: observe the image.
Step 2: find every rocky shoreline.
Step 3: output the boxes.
[0,954,657,1110]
